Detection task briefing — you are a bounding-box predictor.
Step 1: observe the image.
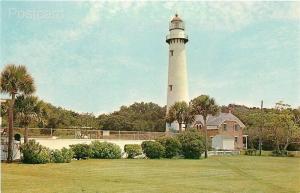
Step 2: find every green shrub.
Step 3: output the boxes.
[90,141,121,159]
[156,136,181,158]
[245,148,257,156]
[51,148,74,163]
[14,133,21,141]
[124,144,142,159]
[70,144,92,160]
[20,140,51,164]
[272,149,288,157]
[177,131,205,159]
[141,141,165,159]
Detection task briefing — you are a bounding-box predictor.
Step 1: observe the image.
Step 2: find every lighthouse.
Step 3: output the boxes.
[166,14,189,131]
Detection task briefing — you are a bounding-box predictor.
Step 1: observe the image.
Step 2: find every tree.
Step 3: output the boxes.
[1,64,35,162]
[272,102,300,151]
[166,101,191,132]
[190,95,219,158]
[98,102,166,132]
[14,95,44,143]
[246,111,269,152]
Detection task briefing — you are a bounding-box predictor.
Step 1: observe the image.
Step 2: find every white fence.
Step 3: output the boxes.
[208,150,240,157]
[1,139,21,161]
[2,128,166,140]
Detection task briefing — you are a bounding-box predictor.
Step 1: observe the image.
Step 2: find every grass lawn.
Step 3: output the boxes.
[2,156,300,193]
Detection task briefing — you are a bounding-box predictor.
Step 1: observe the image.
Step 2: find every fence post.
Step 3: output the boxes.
[50,128,53,137]
[118,130,120,140]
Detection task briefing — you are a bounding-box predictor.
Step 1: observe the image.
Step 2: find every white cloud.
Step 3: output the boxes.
[161,2,300,31]
[83,1,102,26]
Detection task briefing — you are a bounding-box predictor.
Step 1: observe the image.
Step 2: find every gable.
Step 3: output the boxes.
[193,113,245,128]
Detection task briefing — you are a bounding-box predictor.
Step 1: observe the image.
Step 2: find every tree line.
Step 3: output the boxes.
[228,103,300,153]
[1,64,300,162]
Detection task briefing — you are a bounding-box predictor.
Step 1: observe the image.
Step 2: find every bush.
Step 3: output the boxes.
[14,133,21,141]
[20,140,51,164]
[124,144,142,159]
[70,144,92,160]
[51,148,74,163]
[156,136,181,158]
[177,131,205,159]
[287,143,300,151]
[245,148,257,156]
[90,141,121,159]
[272,149,288,157]
[141,141,165,159]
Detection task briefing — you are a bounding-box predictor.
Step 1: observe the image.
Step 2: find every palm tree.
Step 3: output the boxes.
[166,101,192,132]
[0,64,35,162]
[190,95,219,158]
[15,95,42,143]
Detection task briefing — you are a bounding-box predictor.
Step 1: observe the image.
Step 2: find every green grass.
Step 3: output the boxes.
[2,156,300,193]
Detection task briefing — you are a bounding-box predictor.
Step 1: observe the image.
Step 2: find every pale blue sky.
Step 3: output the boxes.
[1,1,300,114]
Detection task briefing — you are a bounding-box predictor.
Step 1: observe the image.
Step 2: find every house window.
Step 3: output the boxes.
[196,124,202,130]
[170,50,174,56]
[169,85,173,91]
[235,124,240,131]
[235,136,238,143]
[223,123,227,131]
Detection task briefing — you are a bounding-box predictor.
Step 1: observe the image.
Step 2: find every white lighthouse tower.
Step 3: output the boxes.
[166,14,189,131]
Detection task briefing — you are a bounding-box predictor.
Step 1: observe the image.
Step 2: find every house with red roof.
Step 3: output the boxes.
[193,112,247,150]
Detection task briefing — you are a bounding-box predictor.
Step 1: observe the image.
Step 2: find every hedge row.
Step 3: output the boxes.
[20,140,73,164]
[20,140,122,164]
[141,130,205,159]
[20,131,205,163]
[70,141,121,160]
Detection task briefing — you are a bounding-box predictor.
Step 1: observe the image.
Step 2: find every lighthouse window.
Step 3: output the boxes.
[169,85,173,91]
[170,50,174,56]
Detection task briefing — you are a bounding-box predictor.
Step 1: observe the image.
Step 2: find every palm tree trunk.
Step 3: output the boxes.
[24,127,28,143]
[7,93,15,163]
[179,123,182,133]
[204,118,208,158]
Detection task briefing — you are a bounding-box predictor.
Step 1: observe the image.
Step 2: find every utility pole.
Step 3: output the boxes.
[259,100,263,156]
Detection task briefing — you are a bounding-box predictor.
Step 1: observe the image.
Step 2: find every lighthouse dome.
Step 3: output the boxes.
[171,14,183,22]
